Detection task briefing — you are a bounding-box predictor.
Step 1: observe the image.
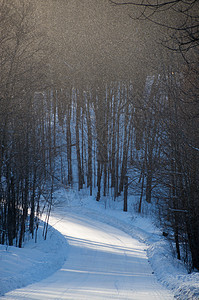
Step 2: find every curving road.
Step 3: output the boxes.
[2,211,173,299]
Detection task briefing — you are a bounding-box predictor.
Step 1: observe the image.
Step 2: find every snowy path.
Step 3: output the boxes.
[2,211,173,299]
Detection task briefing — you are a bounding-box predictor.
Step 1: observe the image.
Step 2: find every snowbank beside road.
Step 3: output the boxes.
[0,222,67,296]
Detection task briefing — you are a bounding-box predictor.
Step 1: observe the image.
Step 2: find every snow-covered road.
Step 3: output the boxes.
[2,211,173,299]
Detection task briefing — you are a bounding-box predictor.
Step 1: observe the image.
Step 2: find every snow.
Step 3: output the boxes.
[0,188,199,299]
[0,222,67,297]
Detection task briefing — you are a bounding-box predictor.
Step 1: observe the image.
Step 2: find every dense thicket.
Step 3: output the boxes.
[110,0,199,271]
[0,0,54,247]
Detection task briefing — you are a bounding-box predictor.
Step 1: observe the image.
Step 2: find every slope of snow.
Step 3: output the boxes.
[0,222,67,296]
[0,187,199,299]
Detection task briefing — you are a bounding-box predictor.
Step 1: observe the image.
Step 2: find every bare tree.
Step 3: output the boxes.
[109,0,199,62]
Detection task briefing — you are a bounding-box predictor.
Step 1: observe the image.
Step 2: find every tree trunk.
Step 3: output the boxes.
[123,176,128,212]
[86,96,93,195]
[76,91,83,190]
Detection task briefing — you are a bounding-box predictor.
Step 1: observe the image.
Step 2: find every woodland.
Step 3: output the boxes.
[0,0,199,272]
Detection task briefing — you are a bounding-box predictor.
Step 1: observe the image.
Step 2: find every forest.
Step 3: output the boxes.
[0,0,199,273]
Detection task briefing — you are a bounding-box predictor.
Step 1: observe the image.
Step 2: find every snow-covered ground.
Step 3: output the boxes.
[0,188,199,299]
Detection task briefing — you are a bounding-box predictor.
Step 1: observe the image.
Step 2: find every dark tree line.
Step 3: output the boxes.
[0,0,55,247]
[109,0,199,270]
